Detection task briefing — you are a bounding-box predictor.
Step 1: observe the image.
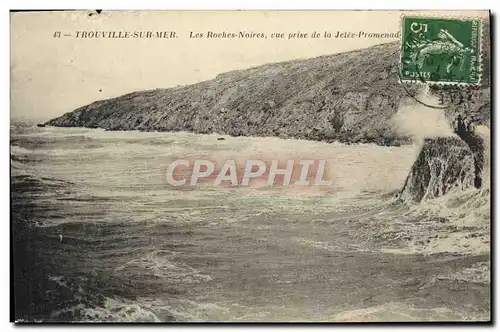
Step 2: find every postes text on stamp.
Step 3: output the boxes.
[400,16,482,85]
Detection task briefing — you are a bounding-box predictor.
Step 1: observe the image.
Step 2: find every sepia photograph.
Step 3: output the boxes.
[10,10,491,323]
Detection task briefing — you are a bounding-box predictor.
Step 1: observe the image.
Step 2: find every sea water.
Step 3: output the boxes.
[11,123,490,322]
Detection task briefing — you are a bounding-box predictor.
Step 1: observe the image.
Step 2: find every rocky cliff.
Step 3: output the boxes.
[46,40,489,146]
[400,118,487,203]
[47,34,490,202]
[399,136,477,202]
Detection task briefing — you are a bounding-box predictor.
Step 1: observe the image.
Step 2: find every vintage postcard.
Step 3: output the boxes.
[10,10,491,323]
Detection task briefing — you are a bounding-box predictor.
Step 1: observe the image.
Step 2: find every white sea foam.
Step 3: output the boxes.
[115,250,212,284]
[392,90,456,147]
[329,302,488,322]
[51,297,163,322]
[12,125,490,322]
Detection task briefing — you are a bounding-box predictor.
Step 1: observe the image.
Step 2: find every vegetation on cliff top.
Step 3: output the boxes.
[47,40,490,146]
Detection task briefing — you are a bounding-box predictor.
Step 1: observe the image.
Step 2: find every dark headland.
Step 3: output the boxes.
[46,39,490,202]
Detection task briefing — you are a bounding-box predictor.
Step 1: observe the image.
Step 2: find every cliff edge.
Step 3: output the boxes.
[45,41,489,146]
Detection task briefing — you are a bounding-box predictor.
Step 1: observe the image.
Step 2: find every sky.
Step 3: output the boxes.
[10,10,488,121]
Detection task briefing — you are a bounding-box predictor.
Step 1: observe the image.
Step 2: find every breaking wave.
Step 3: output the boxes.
[11,123,490,322]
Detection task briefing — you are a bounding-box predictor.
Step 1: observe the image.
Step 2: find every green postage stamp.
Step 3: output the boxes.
[400,16,483,85]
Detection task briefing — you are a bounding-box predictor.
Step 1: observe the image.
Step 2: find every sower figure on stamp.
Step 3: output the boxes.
[405,28,474,76]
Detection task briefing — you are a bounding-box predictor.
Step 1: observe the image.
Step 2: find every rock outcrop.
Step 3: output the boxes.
[400,112,487,203]
[399,136,477,202]
[46,30,490,202]
[398,22,491,203]
[45,40,487,147]
[46,38,490,147]
[47,43,413,146]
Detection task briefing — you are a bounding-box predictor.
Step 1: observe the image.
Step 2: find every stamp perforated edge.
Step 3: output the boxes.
[398,13,488,87]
